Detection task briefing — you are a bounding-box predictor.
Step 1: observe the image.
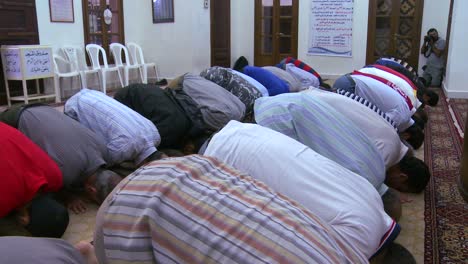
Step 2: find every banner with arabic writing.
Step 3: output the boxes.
[308,0,353,57]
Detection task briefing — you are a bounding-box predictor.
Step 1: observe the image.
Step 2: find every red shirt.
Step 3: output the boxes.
[0,122,63,217]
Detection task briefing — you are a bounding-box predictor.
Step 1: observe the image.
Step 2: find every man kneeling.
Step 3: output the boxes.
[95,155,369,263]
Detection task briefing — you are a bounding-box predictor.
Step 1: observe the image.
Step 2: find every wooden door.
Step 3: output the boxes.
[366,0,424,68]
[0,0,39,105]
[254,0,298,66]
[82,0,124,63]
[210,0,231,67]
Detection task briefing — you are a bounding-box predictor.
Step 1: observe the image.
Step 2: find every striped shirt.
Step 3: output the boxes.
[64,88,160,166]
[308,89,408,169]
[254,93,388,195]
[205,121,400,260]
[336,88,398,131]
[352,70,415,112]
[94,155,364,263]
[359,66,422,109]
[347,74,415,131]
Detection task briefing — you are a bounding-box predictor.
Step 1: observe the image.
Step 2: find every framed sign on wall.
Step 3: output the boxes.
[152,0,174,23]
[49,0,75,23]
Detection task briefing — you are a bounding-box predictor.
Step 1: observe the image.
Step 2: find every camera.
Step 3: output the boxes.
[424,35,432,42]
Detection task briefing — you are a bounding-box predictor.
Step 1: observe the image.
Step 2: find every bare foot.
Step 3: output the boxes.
[74,241,98,264]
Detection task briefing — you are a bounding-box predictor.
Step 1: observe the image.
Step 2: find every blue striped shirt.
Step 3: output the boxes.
[64,89,160,166]
[254,93,387,195]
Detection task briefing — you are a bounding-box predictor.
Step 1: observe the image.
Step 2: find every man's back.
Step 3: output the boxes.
[204,121,399,260]
[94,155,365,263]
[64,88,160,166]
[254,93,387,194]
[114,84,191,149]
[0,122,62,217]
[305,89,408,169]
[17,106,106,188]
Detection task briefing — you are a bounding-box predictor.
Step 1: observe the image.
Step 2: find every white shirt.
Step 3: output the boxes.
[351,74,415,131]
[205,120,398,260]
[285,63,320,89]
[359,67,421,110]
[305,88,408,169]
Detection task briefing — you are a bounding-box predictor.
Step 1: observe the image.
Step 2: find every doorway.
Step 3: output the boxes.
[366,0,424,68]
[0,0,40,105]
[82,0,124,63]
[210,0,231,67]
[254,0,298,66]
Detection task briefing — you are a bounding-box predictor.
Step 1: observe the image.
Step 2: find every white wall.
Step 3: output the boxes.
[231,0,255,67]
[418,0,450,75]
[230,0,370,79]
[37,0,210,80]
[34,0,466,97]
[444,0,468,98]
[124,0,210,79]
[36,0,84,55]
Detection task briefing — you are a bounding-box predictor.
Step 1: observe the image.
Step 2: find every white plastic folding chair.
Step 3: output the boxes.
[53,54,82,100]
[62,45,101,90]
[126,42,158,84]
[85,44,124,94]
[109,43,142,86]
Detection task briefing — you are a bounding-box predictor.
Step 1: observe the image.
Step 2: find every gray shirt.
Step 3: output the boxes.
[0,237,85,264]
[427,37,446,68]
[182,74,246,130]
[18,106,107,188]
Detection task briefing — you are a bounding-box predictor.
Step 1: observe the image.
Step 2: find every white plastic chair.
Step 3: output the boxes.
[62,45,101,90]
[126,42,158,84]
[109,43,142,86]
[85,44,124,94]
[53,54,82,100]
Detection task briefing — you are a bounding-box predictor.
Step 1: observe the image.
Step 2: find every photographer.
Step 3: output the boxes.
[420,28,446,87]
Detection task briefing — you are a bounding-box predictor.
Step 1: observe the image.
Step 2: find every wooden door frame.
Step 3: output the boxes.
[82,0,125,58]
[254,0,298,66]
[210,0,231,67]
[366,0,424,68]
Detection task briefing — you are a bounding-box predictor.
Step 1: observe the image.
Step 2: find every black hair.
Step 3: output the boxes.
[26,195,69,238]
[415,107,428,123]
[404,124,424,149]
[399,156,431,193]
[427,28,438,34]
[382,243,416,264]
[424,89,439,106]
[412,115,425,130]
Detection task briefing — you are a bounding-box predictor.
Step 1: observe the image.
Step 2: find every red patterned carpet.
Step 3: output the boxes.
[424,90,468,263]
[448,97,468,135]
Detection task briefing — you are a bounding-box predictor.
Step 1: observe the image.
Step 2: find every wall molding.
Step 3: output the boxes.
[443,81,468,99]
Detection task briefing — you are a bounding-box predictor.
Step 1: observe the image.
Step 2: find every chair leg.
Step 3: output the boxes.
[137,68,143,83]
[54,76,61,103]
[143,66,148,84]
[139,66,146,84]
[77,74,84,92]
[101,72,107,94]
[124,68,129,86]
[152,65,158,82]
[80,72,87,89]
[117,70,124,88]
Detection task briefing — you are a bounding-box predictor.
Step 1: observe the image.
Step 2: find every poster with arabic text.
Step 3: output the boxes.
[308,0,353,57]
